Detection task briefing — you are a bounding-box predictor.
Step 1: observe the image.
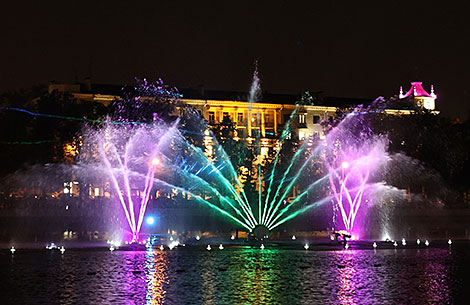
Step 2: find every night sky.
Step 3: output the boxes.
[1,1,469,118]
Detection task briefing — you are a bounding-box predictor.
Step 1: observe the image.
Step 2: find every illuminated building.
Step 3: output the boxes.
[399,81,437,110]
[45,81,438,199]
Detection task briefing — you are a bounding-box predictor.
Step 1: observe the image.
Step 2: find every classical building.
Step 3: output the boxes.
[399,81,437,111]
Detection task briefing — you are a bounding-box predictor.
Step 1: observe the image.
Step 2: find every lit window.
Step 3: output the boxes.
[299,114,306,124]
[238,113,244,123]
[208,112,215,122]
[299,131,306,140]
[94,188,100,197]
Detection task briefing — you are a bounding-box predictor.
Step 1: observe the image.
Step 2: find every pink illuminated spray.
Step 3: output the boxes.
[324,112,389,237]
[94,120,178,243]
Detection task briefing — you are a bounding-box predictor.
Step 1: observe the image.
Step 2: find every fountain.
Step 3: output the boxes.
[77,72,406,244]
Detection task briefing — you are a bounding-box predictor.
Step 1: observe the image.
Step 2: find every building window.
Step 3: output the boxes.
[313,115,321,124]
[238,113,244,123]
[223,112,230,120]
[299,131,306,140]
[208,112,215,122]
[298,114,306,124]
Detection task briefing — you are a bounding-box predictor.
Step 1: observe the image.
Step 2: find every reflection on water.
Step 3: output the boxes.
[336,251,356,305]
[145,249,168,305]
[1,245,469,304]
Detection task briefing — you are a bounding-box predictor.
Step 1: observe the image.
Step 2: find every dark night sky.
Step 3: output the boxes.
[1,1,470,118]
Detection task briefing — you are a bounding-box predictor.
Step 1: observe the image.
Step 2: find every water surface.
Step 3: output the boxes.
[1,244,469,304]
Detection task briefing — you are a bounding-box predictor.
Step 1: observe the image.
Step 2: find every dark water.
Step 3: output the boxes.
[1,244,469,304]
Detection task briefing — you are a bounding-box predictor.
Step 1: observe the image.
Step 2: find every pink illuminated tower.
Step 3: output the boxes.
[399,81,437,111]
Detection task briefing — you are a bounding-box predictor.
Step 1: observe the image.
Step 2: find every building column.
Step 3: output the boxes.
[261,109,266,138]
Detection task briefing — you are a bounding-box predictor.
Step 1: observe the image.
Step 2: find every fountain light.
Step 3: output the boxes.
[219,244,224,250]
[402,238,406,246]
[169,241,178,250]
[425,240,429,246]
[151,157,160,166]
[145,216,155,225]
[417,239,421,245]
[206,245,211,251]
[373,242,377,248]
[10,246,16,254]
[196,235,201,241]
[341,161,349,169]
[393,241,398,247]
[60,246,65,254]
[109,246,115,251]
[344,243,349,250]
[304,243,309,250]
[260,244,265,250]
[448,239,452,245]
[292,235,296,240]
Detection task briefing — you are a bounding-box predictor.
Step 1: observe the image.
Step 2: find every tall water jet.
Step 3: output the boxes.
[323,106,403,238]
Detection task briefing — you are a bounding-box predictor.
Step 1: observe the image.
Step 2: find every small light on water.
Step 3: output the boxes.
[231,235,235,240]
[448,239,452,245]
[425,240,430,246]
[304,243,309,250]
[292,235,296,240]
[373,242,377,248]
[206,245,211,251]
[109,246,115,251]
[219,244,224,250]
[417,239,421,245]
[10,246,15,254]
[393,241,398,247]
[60,246,65,254]
[344,243,349,249]
[160,245,164,251]
[402,238,406,246]
[195,235,200,241]
[260,244,265,250]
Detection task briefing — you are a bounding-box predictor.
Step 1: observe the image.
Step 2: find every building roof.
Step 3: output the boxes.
[399,81,436,99]
[50,82,374,108]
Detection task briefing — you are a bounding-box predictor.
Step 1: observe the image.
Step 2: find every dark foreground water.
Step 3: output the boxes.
[1,243,470,304]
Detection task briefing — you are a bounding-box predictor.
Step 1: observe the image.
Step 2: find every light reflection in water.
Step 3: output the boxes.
[145,249,168,305]
[336,250,357,305]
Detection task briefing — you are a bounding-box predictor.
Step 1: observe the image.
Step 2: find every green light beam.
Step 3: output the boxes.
[268,197,331,231]
[261,106,299,224]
